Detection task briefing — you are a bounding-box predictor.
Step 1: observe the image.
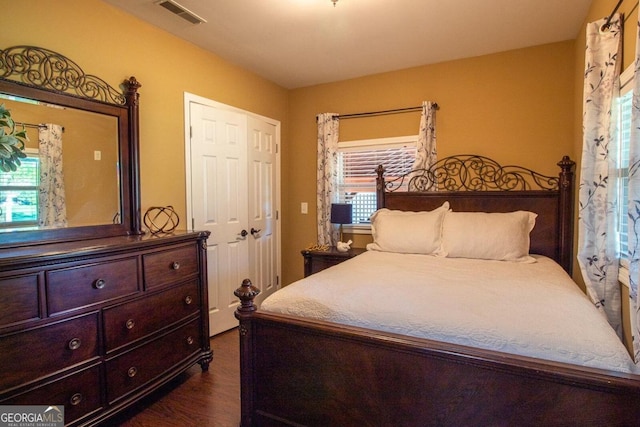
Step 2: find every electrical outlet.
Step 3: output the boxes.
[301,202,308,214]
[94,150,101,160]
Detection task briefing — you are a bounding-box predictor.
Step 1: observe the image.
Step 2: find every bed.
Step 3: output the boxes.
[234,154,640,426]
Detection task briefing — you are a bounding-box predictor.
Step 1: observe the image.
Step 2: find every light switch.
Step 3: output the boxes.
[301,202,308,214]
[94,150,101,160]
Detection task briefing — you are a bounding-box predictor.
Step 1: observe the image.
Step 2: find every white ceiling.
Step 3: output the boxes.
[102,0,593,89]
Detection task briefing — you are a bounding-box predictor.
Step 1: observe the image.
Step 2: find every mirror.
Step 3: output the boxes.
[0,96,120,229]
[0,45,142,247]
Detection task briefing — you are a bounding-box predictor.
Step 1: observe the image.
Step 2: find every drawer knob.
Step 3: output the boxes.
[126,319,135,330]
[171,261,180,270]
[68,338,82,350]
[186,336,194,345]
[69,393,83,406]
[127,367,138,378]
[184,295,193,305]
[94,278,106,289]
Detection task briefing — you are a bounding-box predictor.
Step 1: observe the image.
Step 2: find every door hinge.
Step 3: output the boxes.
[276,210,279,220]
[189,125,193,139]
[277,275,280,286]
[192,218,195,230]
[276,143,278,154]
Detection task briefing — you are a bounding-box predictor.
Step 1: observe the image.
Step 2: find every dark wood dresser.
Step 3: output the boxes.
[0,231,211,426]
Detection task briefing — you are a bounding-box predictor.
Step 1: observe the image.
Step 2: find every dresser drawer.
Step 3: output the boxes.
[0,313,99,391]
[0,273,41,328]
[143,244,198,290]
[3,364,102,426]
[47,257,140,315]
[106,319,201,403]
[103,280,201,352]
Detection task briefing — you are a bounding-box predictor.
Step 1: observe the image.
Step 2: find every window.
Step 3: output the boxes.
[336,136,417,232]
[0,149,39,229]
[615,65,634,286]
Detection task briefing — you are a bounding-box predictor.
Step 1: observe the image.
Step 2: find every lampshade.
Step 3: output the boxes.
[330,203,352,225]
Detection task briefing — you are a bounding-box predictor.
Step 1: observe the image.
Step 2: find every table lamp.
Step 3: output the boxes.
[330,203,352,243]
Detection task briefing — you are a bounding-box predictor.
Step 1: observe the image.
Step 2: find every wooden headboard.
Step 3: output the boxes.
[375,155,575,274]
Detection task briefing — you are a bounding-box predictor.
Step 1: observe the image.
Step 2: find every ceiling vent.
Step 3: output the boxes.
[156,0,207,25]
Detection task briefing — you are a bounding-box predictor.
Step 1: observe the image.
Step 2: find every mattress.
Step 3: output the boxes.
[261,250,638,374]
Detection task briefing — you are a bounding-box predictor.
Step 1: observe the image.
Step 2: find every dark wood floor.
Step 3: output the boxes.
[105,328,240,427]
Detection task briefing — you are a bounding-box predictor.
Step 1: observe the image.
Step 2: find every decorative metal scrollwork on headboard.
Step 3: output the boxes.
[0,45,126,105]
[381,155,560,192]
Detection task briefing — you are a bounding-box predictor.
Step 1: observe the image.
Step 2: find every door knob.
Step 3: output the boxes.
[239,229,248,238]
[250,227,261,236]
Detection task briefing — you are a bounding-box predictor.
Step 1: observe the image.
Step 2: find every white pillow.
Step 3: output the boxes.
[440,211,537,262]
[366,202,450,254]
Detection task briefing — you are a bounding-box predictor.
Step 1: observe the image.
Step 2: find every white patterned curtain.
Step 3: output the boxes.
[38,124,67,227]
[412,101,437,171]
[316,113,339,245]
[628,12,640,363]
[578,15,622,336]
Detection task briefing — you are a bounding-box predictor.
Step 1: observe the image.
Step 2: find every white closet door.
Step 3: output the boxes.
[247,116,278,305]
[190,101,249,335]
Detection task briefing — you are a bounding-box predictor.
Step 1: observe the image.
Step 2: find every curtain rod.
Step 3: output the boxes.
[17,122,45,129]
[602,0,624,31]
[17,122,65,132]
[337,103,439,120]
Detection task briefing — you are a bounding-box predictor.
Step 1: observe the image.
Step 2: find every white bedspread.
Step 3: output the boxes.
[261,251,639,374]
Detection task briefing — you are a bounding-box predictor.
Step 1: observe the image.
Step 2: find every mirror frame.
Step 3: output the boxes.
[0,45,142,247]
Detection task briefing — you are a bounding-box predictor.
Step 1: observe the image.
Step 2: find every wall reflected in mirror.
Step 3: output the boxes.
[0,94,121,232]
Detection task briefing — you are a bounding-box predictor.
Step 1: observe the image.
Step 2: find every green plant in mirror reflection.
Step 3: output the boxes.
[0,103,28,172]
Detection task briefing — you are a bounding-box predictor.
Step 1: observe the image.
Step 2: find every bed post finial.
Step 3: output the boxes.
[557,156,575,182]
[376,165,386,209]
[234,278,260,427]
[234,278,261,314]
[557,155,575,275]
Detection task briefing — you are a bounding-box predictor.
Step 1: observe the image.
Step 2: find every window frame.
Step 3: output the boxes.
[336,135,417,234]
[0,148,40,229]
[617,64,634,289]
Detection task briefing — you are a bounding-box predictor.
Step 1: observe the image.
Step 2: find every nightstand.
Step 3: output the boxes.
[301,246,367,277]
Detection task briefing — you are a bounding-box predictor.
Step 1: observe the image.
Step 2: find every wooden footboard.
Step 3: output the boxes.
[235,280,640,427]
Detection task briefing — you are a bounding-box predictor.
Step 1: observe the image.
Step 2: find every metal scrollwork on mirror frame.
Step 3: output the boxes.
[0,45,126,105]
[379,154,562,193]
[0,45,142,247]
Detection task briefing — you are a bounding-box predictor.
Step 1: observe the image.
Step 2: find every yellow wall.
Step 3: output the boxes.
[284,42,576,284]
[0,0,289,238]
[6,0,631,291]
